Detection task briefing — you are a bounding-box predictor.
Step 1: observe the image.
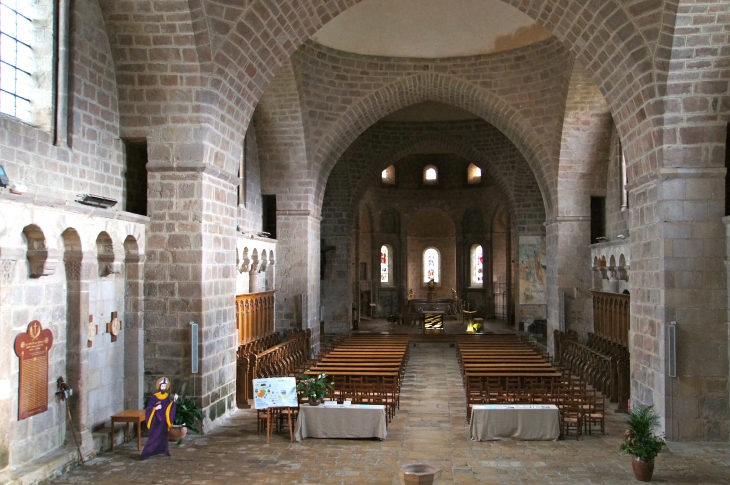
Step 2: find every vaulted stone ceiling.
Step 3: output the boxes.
[312,0,552,59]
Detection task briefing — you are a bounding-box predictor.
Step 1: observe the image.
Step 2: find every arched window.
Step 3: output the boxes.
[467,163,482,184]
[380,245,393,284]
[381,165,395,185]
[423,164,438,184]
[471,244,483,286]
[423,247,440,283]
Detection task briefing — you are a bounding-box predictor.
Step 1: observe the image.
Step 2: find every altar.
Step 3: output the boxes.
[422,311,444,330]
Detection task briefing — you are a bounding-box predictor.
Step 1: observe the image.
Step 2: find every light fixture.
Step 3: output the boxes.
[76,194,118,208]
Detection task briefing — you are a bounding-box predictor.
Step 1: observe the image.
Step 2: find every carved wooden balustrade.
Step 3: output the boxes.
[235,291,275,345]
[251,330,311,380]
[590,291,629,346]
[554,330,630,412]
[235,332,281,407]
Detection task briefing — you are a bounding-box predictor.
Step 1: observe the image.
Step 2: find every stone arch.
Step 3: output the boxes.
[122,235,143,408]
[96,232,116,277]
[23,225,52,278]
[312,73,555,216]
[343,132,536,233]
[211,0,659,156]
[61,228,89,444]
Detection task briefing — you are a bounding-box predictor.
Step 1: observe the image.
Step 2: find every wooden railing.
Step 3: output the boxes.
[235,332,281,408]
[236,291,275,345]
[554,329,630,413]
[591,291,629,346]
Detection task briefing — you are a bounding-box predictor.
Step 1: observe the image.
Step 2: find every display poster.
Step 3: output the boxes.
[252,377,298,409]
[14,320,53,420]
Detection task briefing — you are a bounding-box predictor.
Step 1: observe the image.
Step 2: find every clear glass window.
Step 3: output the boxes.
[0,0,34,122]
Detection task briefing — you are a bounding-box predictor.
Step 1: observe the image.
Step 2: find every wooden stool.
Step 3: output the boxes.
[111,409,146,451]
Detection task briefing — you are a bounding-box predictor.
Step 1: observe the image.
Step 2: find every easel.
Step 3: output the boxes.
[265,406,294,443]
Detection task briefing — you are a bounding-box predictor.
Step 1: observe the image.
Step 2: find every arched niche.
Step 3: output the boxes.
[406,207,455,299]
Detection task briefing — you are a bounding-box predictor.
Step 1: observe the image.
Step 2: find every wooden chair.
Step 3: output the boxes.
[561,403,583,440]
[584,393,605,435]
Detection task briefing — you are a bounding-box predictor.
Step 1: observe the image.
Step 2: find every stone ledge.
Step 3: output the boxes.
[0,190,150,224]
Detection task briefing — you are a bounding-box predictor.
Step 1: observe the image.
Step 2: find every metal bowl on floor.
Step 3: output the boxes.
[398,463,442,485]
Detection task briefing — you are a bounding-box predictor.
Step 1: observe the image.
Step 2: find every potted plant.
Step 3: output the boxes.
[387,313,400,324]
[170,394,203,443]
[297,373,335,406]
[620,404,665,481]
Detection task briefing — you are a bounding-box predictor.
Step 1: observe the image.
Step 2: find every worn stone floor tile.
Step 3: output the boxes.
[50,341,730,485]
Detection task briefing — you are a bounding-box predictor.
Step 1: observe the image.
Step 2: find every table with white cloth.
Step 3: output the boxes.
[469,404,560,441]
[294,403,387,442]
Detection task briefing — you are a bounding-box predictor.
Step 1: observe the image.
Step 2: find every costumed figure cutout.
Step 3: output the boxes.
[141,377,178,460]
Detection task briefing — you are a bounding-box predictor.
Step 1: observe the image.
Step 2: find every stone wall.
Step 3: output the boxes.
[0,193,146,473]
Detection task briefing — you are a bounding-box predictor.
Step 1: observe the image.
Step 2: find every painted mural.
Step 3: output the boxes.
[519,237,546,304]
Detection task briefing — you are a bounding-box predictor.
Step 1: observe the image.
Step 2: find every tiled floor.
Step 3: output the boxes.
[51,341,730,485]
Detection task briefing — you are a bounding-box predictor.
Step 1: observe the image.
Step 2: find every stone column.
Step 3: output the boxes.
[63,253,94,454]
[0,251,23,470]
[123,252,145,410]
[145,164,238,427]
[545,217,593,352]
[275,211,321,353]
[631,169,727,440]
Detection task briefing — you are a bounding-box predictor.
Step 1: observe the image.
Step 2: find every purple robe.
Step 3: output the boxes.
[140,392,176,460]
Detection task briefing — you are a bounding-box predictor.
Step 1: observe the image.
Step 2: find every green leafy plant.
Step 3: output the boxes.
[297,373,335,400]
[173,394,203,434]
[619,405,665,461]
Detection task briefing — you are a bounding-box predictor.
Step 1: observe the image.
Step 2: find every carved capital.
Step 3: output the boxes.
[100,261,122,277]
[28,251,57,278]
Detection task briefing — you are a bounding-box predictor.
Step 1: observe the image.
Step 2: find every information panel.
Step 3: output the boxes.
[14,321,53,420]
[252,377,297,409]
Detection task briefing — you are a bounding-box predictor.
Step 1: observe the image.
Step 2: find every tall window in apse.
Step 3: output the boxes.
[380,245,389,283]
[423,247,440,283]
[472,245,483,285]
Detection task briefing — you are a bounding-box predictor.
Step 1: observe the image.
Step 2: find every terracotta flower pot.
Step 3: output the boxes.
[168,425,188,442]
[631,456,654,482]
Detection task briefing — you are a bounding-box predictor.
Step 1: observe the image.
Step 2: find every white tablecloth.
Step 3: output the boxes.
[469,404,560,441]
[294,404,387,442]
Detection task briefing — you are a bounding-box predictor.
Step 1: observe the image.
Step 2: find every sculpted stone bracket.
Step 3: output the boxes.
[27,250,57,278]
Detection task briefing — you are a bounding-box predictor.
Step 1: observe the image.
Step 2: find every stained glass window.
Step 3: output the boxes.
[472,245,483,285]
[423,247,439,283]
[380,245,389,283]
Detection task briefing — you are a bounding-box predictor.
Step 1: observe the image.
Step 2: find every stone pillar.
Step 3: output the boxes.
[145,165,238,427]
[275,211,321,353]
[123,252,145,410]
[631,169,727,440]
[546,217,593,351]
[0,251,22,470]
[63,253,94,454]
[265,259,276,291]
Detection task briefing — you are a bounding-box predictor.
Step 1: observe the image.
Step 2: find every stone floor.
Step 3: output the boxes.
[51,342,730,485]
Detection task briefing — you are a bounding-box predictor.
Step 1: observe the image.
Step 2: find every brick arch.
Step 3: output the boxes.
[208,0,658,171]
[313,73,554,216]
[343,133,542,233]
